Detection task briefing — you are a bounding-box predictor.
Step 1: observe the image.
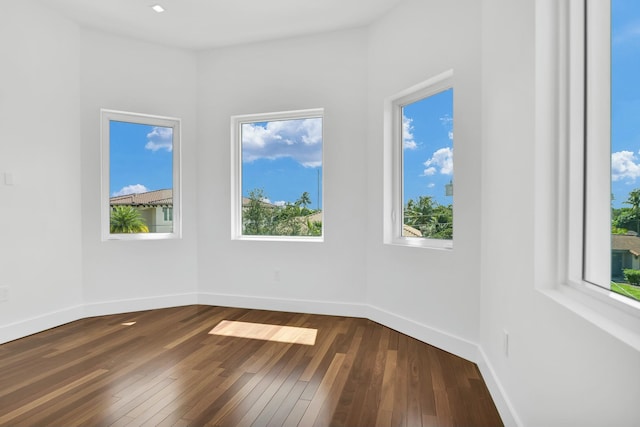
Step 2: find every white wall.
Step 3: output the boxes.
[196,29,369,314]
[366,0,483,359]
[0,1,84,342]
[79,30,199,312]
[480,1,640,426]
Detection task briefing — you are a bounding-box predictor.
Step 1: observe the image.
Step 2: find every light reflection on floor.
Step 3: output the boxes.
[209,320,317,345]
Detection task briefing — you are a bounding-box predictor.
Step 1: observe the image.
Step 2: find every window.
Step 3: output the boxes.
[231,109,324,241]
[101,110,181,240]
[384,70,454,249]
[580,0,640,304]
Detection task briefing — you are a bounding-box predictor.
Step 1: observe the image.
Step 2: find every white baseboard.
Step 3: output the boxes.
[365,303,479,362]
[198,292,369,318]
[0,292,520,426]
[83,292,199,318]
[476,347,523,427]
[0,304,84,345]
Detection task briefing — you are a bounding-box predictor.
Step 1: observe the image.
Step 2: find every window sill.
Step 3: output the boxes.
[233,235,324,243]
[385,237,453,250]
[103,232,181,241]
[539,281,640,352]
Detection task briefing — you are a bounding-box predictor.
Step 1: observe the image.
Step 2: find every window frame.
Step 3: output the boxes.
[230,108,325,242]
[383,69,454,250]
[100,109,182,241]
[537,0,640,350]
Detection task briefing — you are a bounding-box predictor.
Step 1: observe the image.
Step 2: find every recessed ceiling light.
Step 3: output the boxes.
[151,4,165,13]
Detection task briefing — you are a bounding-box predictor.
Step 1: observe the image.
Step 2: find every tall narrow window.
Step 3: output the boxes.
[581,0,640,303]
[101,110,181,240]
[384,70,454,249]
[231,109,323,241]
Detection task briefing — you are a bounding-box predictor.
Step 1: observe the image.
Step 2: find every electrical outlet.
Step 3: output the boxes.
[0,286,8,302]
[503,330,509,357]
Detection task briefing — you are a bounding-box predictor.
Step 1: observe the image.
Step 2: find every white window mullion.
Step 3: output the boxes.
[583,0,611,287]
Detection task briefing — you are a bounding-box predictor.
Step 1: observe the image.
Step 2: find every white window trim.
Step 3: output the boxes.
[100,109,182,241]
[230,108,324,242]
[535,0,640,351]
[383,69,454,250]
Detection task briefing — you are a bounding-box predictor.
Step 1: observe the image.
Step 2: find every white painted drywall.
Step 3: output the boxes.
[0,1,83,340]
[366,0,483,353]
[79,30,199,310]
[196,29,369,312]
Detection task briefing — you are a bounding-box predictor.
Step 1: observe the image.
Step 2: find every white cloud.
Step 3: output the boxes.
[422,167,436,176]
[145,127,173,152]
[112,184,149,197]
[242,118,322,167]
[440,114,453,127]
[423,147,453,176]
[612,150,640,181]
[427,183,435,188]
[403,115,418,150]
[273,200,287,207]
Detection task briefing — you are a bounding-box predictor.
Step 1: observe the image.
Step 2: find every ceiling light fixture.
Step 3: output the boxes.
[151,4,165,13]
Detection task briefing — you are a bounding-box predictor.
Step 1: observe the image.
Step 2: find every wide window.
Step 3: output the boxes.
[582,0,640,303]
[231,109,323,241]
[101,110,181,240]
[384,70,454,249]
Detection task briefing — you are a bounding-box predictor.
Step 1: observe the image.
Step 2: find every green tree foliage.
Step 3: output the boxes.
[624,189,640,233]
[296,191,312,210]
[623,269,640,286]
[242,189,322,237]
[404,196,453,239]
[110,206,149,233]
[243,188,276,235]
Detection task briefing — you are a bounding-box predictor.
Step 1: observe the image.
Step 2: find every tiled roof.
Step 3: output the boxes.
[110,189,173,206]
[402,224,423,237]
[304,211,322,223]
[242,197,275,208]
[612,234,640,256]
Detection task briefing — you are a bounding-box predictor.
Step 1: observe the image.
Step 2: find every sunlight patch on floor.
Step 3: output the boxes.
[209,320,317,345]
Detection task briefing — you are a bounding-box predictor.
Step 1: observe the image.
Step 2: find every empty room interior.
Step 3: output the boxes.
[1,0,640,426]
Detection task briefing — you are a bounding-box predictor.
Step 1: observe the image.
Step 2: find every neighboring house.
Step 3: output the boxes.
[110,189,173,233]
[402,224,423,238]
[612,233,640,280]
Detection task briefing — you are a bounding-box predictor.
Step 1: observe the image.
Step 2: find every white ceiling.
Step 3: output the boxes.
[38,0,404,50]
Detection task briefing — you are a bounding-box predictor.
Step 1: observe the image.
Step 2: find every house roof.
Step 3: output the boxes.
[110,189,173,207]
[612,234,640,256]
[402,224,423,238]
[242,197,275,208]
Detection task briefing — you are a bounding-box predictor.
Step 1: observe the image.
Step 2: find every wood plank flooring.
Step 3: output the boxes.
[0,305,503,426]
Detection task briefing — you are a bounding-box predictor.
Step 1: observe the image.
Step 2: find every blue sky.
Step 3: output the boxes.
[611,0,640,208]
[402,89,454,207]
[241,118,323,209]
[109,121,173,197]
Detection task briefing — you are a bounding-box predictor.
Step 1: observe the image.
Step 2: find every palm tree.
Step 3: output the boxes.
[110,206,149,233]
[296,192,312,210]
[624,189,640,233]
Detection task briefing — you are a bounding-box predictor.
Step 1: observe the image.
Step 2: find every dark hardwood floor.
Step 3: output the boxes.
[0,305,503,426]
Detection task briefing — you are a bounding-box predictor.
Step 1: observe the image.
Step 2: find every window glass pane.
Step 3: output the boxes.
[109,121,174,234]
[610,0,640,301]
[240,117,323,237]
[401,88,453,240]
